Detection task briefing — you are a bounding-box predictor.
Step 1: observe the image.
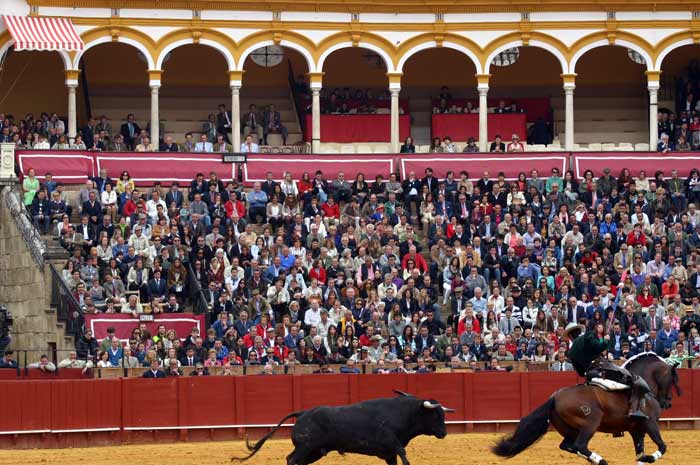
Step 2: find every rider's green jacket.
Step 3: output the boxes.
[568,331,608,376]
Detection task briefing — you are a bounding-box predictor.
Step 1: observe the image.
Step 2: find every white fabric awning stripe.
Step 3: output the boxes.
[3,15,84,52]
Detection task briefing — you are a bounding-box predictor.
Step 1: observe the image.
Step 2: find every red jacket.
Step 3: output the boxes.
[308,266,327,285]
[457,316,481,335]
[225,199,246,219]
[626,231,647,247]
[402,252,428,273]
[321,202,340,218]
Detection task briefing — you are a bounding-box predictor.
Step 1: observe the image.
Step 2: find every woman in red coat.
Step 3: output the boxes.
[308,259,327,285]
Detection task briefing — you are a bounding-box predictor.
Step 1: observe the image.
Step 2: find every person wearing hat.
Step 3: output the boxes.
[564,323,650,420]
[367,334,384,361]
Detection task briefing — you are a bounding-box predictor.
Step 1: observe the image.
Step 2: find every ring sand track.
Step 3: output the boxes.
[0,431,697,465]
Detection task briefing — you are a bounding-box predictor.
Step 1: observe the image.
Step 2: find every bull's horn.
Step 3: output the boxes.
[423,401,439,409]
[394,390,414,397]
[441,406,455,413]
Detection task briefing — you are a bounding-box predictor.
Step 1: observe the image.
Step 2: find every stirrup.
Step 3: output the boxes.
[629,410,648,420]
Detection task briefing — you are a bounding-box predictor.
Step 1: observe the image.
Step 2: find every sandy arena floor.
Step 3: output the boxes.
[0,431,697,465]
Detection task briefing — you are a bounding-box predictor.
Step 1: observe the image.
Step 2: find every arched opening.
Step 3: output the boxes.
[573,45,647,145]
[159,44,229,147]
[80,42,149,147]
[0,48,67,135]
[489,46,561,146]
[241,45,310,146]
[658,43,700,149]
[316,46,403,146]
[402,47,477,146]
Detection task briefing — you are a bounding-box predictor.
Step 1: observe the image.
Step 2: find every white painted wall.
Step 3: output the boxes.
[201,10,273,21]
[362,13,436,23]
[132,26,180,43]
[616,11,692,21]
[622,28,686,46]
[120,9,192,19]
[1,0,30,16]
[289,29,339,44]
[445,13,520,23]
[530,12,607,21]
[281,12,350,22]
[38,7,110,18]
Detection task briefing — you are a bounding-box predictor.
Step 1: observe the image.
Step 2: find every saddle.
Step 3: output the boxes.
[588,377,631,392]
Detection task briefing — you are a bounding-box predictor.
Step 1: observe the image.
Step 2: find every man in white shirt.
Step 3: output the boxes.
[145,190,166,224]
[195,134,213,153]
[304,298,323,328]
[240,134,259,153]
[34,134,50,149]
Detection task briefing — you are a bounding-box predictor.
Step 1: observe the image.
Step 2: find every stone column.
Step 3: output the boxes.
[307,72,324,153]
[646,70,661,150]
[387,72,403,153]
[561,73,577,151]
[65,69,80,142]
[230,70,243,151]
[476,74,490,153]
[148,70,162,146]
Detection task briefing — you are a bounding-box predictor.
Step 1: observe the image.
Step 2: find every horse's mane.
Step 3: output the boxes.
[621,351,666,369]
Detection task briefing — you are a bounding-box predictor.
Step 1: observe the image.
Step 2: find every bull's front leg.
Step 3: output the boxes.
[397,446,411,465]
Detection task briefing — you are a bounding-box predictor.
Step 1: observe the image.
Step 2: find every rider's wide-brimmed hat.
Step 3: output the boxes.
[562,323,586,340]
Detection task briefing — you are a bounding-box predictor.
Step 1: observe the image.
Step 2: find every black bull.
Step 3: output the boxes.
[233,391,453,465]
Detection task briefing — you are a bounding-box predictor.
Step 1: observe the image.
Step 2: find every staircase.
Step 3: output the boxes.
[89,86,303,146]
[552,96,649,145]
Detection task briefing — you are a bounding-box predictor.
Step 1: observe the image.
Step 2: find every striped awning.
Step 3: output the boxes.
[3,15,83,52]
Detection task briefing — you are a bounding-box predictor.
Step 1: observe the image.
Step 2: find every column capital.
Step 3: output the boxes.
[307,72,325,89]
[476,73,491,88]
[311,88,321,96]
[645,70,661,89]
[64,69,80,87]
[229,70,244,87]
[387,72,402,91]
[390,88,401,96]
[561,73,577,88]
[147,69,163,87]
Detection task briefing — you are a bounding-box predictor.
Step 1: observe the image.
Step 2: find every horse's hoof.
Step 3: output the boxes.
[598,460,608,465]
[639,455,655,463]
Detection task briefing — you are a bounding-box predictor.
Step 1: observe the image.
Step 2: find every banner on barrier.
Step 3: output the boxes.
[243,154,396,183]
[84,313,205,341]
[399,153,568,180]
[573,151,700,178]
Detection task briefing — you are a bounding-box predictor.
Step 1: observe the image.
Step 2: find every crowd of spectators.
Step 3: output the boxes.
[659,61,700,152]
[0,104,287,153]
[317,87,399,115]
[400,133,525,154]
[16,159,698,376]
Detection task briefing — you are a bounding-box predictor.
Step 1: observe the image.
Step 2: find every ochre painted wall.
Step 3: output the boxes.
[0,51,67,118]
[575,45,646,96]
[81,42,148,97]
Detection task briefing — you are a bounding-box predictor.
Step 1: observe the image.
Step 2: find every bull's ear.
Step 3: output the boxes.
[394,390,414,397]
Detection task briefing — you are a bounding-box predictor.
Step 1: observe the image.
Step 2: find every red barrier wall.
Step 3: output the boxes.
[0,370,697,448]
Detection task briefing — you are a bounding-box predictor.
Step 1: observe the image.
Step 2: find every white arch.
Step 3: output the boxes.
[75,36,155,69]
[570,39,652,73]
[397,41,483,74]
[484,40,568,74]
[237,39,315,73]
[0,40,71,70]
[318,42,395,73]
[155,38,235,70]
[655,38,694,70]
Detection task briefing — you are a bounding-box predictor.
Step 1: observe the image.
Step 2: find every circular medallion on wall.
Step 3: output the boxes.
[250,45,285,68]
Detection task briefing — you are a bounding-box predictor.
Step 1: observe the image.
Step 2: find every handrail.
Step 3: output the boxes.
[49,263,84,341]
[287,59,307,141]
[186,262,209,315]
[79,56,92,120]
[1,186,45,266]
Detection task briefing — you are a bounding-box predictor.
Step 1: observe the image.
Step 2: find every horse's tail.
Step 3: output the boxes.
[492,396,554,458]
[670,363,682,397]
[231,411,303,462]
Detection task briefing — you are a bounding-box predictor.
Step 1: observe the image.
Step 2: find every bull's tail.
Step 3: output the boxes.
[231,411,303,462]
[671,363,682,397]
[492,397,554,458]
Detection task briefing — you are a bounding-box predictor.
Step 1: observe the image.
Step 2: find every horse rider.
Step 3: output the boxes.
[563,323,651,420]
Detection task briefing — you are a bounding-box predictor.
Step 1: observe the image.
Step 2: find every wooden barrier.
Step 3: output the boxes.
[0,369,697,449]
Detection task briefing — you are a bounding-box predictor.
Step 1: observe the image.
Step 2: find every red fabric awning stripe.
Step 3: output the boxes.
[2,15,83,51]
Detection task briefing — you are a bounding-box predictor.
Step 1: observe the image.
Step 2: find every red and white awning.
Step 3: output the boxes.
[3,15,83,52]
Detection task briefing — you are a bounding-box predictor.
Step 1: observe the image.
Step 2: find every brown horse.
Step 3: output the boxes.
[623,353,682,409]
[492,354,679,465]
